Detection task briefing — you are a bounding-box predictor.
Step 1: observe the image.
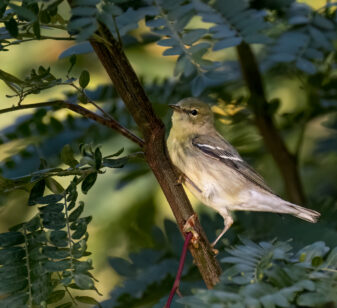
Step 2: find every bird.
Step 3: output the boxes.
[167,97,320,247]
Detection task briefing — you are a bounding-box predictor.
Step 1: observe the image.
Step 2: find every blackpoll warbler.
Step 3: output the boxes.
[167,98,320,246]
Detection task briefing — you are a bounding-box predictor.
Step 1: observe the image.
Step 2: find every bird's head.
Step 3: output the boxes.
[169,98,214,133]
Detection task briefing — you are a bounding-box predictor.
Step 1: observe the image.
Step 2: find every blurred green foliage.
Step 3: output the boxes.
[0,0,336,307]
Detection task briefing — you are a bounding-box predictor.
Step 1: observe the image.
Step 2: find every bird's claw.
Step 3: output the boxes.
[212,248,219,255]
[176,174,185,185]
[183,214,200,248]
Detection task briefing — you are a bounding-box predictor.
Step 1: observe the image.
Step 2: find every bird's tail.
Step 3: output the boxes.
[283,201,320,223]
[238,191,321,223]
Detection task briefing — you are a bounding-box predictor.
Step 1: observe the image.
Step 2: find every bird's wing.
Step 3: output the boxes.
[192,134,275,194]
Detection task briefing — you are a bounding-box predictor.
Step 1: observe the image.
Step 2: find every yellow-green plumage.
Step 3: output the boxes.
[167,98,320,246]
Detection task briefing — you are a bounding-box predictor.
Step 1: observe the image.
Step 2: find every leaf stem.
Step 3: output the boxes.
[63,193,75,274]
[23,227,33,308]
[154,0,203,74]
[165,232,193,308]
[2,36,74,48]
[57,272,77,305]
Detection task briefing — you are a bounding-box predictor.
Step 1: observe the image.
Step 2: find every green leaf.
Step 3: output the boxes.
[163,46,183,56]
[312,14,334,30]
[61,144,79,168]
[43,246,69,259]
[213,37,242,50]
[59,42,93,59]
[4,18,18,37]
[9,3,37,21]
[81,173,97,194]
[0,278,27,294]
[0,263,26,279]
[0,247,25,265]
[69,202,84,222]
[74,260,92,273]
[103,157,128,168]
[33,21,41,39]
[325,247,337,268]
[182,29,207,45]
[68,54,77,74]
[311,256,323,267]
[79,70,90,88]
[55,302,73,308]
[28,180,46,206]
[25,216,41,232]
[48,230,68,247]
[44,260,71,272]
[71,6,97,16]
[74,273,94,289]
[108,257,136,277]
[72,218,91,239]
[75,295,101,307]
[46,177,65,194]
[47,290,66,304]
[0,231,24,247]
[296,58,316,75]
[0,69,25,86]
[308,26,333,50]
[36,194,63,204]
[0,293,29,308]
[94,147,102,169]
[104,147,124,158]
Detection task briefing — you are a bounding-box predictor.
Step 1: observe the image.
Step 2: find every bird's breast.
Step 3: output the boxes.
[167,136,239,209]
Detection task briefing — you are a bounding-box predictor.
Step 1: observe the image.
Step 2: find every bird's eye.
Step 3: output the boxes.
[190,109,198,116]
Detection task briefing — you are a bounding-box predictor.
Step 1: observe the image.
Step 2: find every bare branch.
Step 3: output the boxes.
[0,100,145,148]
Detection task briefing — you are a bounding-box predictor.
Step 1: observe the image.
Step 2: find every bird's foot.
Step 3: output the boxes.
[175,173,202,193]
[212,248,219,255]
[176,173,185,185]
[183,214,200,248]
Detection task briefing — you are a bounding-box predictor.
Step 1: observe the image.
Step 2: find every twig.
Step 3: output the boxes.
[68,82,116,122]
[165,232,193,308]
[295,119,308,158]
[2,36,74,48]
[57,272,77,305]
[112,16,123,47]
[0,100,145,148]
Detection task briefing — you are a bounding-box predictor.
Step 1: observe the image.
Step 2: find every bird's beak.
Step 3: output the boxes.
[169,104,182,112]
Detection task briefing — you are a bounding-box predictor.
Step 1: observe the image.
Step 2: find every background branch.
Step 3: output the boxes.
[236,42,306,205]
[0,100,145,148]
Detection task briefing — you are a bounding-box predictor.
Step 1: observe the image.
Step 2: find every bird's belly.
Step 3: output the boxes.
[167,137,245,211]
[182,158,241,210]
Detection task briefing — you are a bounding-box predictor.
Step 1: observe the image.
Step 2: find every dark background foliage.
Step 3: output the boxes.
[0,0,336,307]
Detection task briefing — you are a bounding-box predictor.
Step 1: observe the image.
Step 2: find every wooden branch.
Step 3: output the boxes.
[0,100,145,148]
[236,42,305,205]
[89,25,221,288]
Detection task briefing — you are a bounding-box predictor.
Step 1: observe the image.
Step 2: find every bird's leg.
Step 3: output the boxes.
[176,173,202,194]
[211,215,233,247]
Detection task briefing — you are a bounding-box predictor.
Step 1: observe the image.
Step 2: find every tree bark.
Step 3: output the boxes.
[236,42,306,205]
[89,25,221,288]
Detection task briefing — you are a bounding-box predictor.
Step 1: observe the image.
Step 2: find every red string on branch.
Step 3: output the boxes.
[165,232,193,308]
